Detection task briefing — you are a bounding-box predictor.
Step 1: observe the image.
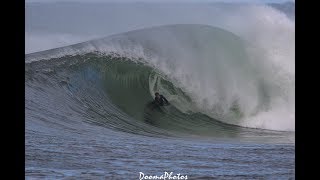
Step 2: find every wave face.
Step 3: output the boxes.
[26,24,294,136]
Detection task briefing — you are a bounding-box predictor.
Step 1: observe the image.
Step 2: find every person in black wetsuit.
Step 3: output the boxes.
[153,92,169,106]
[152,92,170,109]
[144,92,170,123]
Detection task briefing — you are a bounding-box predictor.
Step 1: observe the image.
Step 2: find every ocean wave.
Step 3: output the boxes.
[26,24,294,133]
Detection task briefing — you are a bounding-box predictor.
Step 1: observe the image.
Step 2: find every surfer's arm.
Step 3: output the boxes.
[161,95,169,104]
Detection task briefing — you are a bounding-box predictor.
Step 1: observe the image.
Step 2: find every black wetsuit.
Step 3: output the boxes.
[154,95,169,106]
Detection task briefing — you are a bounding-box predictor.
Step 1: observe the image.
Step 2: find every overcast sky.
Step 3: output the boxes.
[26,0,292,3]
[26,0,294,53]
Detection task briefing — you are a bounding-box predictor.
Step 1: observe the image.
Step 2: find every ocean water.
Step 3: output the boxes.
[25,3,295,179]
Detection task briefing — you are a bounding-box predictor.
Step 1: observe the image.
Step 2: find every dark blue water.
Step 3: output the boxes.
[26,117,294,179]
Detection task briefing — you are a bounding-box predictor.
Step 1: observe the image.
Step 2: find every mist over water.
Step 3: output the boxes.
[26,2,294,53]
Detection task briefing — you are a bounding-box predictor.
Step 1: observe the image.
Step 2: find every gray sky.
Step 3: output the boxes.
[26,0,292,3]
[26,0,294,53]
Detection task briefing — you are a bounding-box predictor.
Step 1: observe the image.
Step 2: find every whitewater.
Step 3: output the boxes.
[25,2,295,179]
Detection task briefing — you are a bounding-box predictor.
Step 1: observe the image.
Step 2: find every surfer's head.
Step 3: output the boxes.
[155,92,160,97]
